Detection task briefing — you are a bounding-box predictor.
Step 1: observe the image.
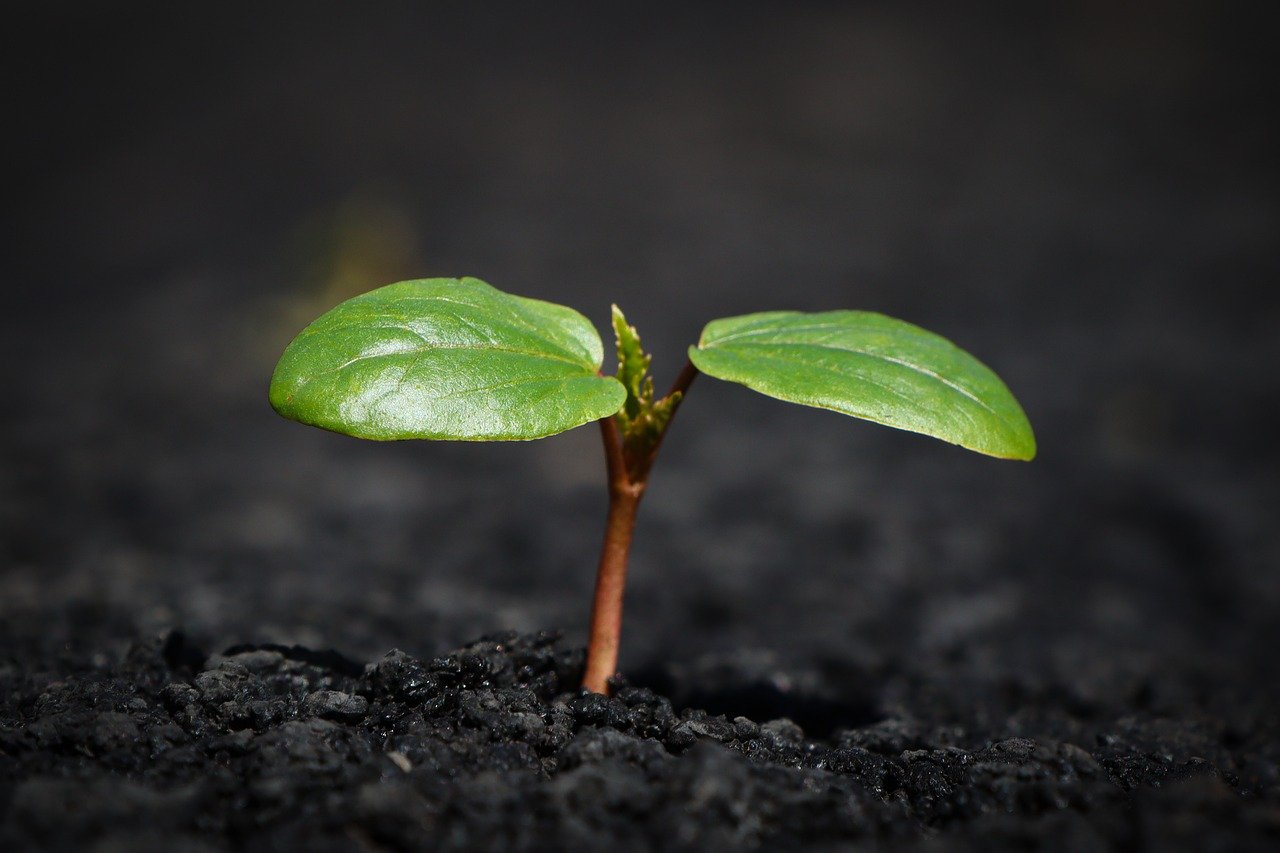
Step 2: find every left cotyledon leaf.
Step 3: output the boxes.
[269,277,626,440]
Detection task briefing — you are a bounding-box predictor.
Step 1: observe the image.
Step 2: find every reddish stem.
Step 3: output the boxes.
[581,421,644,695]
[581,360,697,694]
[665,358,700,401]
[638,359,697,480]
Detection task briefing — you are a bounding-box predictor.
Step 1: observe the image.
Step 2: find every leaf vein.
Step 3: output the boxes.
[715,341,1002,420]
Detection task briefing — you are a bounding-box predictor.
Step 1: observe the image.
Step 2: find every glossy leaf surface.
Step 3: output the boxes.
[690,311,1036,460]
[270,278,626,440]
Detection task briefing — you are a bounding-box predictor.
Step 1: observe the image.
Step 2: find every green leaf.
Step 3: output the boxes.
[609,305,683,479]
[612,305,652,421]
[270,277,626,441]
[689,311,1036,460]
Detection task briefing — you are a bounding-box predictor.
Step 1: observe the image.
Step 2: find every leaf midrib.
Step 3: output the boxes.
[374,290,597,365]
[307,341,592,381]
[704,340,1005,421]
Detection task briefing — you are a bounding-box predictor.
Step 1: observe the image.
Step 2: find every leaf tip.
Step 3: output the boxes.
[991,420,1037,461]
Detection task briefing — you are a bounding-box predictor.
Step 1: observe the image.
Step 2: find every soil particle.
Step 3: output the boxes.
[2,630,1277,850]
[303,690,369,722]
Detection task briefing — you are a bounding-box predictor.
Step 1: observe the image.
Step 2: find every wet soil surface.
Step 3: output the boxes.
[3,630,1278,851]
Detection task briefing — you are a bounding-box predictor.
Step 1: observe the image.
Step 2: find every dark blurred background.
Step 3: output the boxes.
[3,2,1277,715]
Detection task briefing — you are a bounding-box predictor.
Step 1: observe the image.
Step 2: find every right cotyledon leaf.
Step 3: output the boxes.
[689,310,1036,460]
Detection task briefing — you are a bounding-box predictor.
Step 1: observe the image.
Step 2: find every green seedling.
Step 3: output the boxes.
[270,277,1035,694]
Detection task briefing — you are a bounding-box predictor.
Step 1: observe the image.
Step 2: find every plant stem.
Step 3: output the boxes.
[665,358,700,401]
[582,360,697,694]
[639,359,698,479]
[582,420,644,695]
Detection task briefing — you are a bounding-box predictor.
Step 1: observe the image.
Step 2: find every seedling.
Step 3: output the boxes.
[270,277,1035,694]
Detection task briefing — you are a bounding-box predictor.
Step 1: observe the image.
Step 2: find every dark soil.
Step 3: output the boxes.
[3,630,1277,851]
